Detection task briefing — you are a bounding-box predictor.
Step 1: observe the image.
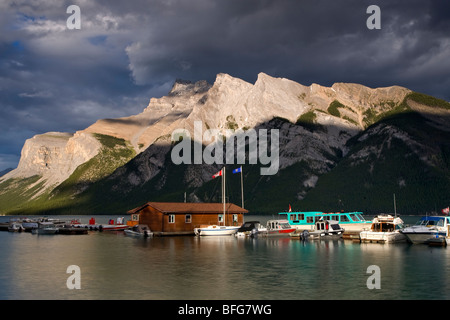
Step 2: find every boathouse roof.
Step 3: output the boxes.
[127,202,248,215]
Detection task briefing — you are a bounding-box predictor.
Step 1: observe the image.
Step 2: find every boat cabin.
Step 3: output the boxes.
[267,219,292,231]
[370,215,404,232]
[315,220,343,232]
[278,211,370,231]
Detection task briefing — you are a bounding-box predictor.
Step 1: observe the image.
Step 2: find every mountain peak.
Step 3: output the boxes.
[168,79,212,97]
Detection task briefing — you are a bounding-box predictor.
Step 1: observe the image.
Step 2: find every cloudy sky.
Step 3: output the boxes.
[1,0,449,171]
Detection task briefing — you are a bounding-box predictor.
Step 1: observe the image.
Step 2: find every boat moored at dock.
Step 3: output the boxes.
[31,222,59,235]
[400,216,450,244]
[278,211,372,233]
[194,225,239,236]
[124,224,153,238]
[360,214,406,243]
[235,221,267,237]
[8,222,24,232]
[305,220,345,240]
[263,219,295,236]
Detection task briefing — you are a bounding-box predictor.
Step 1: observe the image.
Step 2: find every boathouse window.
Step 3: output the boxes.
[233,214,238,222]
[169,214,175,223]
[185,214,192,223]
[218,214,224,223]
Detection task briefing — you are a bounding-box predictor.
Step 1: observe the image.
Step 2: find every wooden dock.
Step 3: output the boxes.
[343,231,361,241]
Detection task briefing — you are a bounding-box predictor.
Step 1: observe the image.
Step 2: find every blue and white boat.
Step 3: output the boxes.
[278,211,372,232]
[400,216,450,244]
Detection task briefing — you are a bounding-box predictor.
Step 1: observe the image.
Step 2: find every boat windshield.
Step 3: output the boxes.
[395,223,404,230]
[372,223,395,232]
[280,222,292,229]
[417,217,445,227]
[356,214,366,221]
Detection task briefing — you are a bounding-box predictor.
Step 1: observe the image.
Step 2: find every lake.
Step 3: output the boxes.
[1,215,449,301]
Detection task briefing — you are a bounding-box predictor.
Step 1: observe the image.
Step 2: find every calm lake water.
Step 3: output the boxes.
[1,215,449,300]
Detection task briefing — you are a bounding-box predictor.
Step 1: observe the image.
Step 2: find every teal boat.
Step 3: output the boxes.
[278,211,372,232]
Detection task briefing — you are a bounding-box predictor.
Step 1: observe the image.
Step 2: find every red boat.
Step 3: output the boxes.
[264,219,296,236]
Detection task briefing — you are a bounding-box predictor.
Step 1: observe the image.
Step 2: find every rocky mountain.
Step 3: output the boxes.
[1,73,449,215]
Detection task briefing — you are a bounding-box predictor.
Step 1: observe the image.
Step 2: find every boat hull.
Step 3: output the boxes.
[99,224,129,231]
[124,230,153,237]
[360,231,406,243]
[264,228,296,236]
[31,228,59,235]
[402,231,447,244]
[293,222,372,232]
[194,226,239,236]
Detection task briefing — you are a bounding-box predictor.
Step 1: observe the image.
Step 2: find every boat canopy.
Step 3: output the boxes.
[416,216,448,226]
[237,221,261,232]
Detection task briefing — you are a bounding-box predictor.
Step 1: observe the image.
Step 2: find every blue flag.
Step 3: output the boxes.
[232,167,242,174]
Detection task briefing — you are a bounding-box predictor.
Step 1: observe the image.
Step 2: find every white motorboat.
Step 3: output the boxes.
[400,216,450,244]
[360,214,406,243]
[306,219,345,239]
[8,222,24,232]
[22,217,66,231]
[31,222,59,235]
[124,224,153,238]
[262,219,295,236]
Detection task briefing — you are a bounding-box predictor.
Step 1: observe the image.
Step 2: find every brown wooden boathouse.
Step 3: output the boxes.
[127,202,247,236]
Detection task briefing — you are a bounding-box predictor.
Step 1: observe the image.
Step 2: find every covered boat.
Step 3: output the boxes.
[235,221,266,237]
[360,214,406,243]
[400,216,450,244]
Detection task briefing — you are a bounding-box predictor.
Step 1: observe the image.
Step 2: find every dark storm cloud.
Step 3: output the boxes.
[0,0,449,170]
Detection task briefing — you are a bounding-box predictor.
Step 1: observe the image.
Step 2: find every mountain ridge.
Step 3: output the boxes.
[1,73,449,215]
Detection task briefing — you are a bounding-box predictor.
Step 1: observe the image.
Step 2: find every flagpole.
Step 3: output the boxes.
[223,167,226,225]
[240,166,244,209]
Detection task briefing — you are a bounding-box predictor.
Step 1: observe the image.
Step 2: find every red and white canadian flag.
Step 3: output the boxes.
[212,169,223,179]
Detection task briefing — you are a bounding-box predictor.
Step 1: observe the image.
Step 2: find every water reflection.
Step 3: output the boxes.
[1,223,450,300]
